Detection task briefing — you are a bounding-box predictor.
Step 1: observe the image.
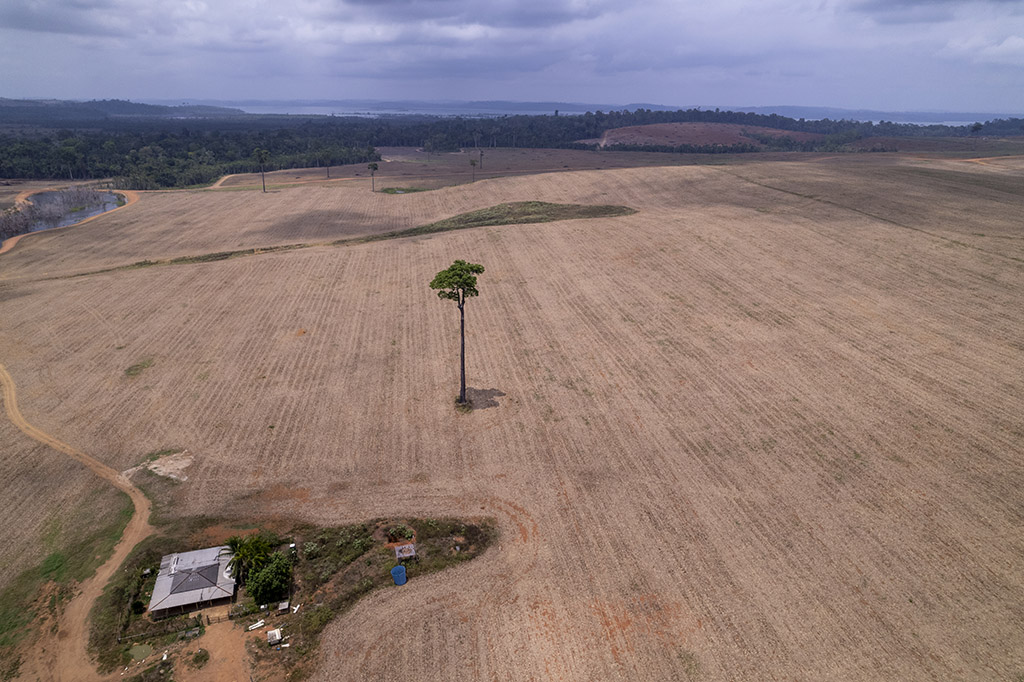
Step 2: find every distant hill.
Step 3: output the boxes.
[730,105,1020,125]
[0,98,245,125]
[151,98,1022,124]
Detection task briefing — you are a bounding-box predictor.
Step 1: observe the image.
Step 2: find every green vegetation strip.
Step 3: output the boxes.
[338,201,635,246]
[63,201,635,280]
[375,200,637,237]
[380,187,431,194]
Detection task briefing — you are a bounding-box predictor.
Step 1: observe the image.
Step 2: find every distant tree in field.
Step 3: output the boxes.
[253,147,270,192]
[478,149,483,169]
[368,162,379,191]
[429,260,485,405]
[469,158,477,182]
[970,122,984,134]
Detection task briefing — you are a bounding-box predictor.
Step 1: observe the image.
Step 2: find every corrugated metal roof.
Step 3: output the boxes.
[148,545,236,613]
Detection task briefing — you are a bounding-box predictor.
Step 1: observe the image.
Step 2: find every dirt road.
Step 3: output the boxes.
[0,364,153,681]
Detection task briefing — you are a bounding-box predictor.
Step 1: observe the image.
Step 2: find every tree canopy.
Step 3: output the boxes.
[429,260,485,306]
[246,551,293,604]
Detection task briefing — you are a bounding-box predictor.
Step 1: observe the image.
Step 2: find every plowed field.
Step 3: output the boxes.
[2,152,1023,680]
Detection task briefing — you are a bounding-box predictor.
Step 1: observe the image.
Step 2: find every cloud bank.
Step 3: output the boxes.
[1,0,1022,111]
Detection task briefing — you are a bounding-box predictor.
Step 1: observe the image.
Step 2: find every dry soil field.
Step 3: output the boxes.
[2,151,1024,681]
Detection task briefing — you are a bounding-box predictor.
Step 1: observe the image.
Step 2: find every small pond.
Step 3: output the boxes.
[27,190,122,232]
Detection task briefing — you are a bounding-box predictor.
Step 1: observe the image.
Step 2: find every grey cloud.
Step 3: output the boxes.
[336,0,611,28]
[849,0,1024,24]
[0,0,130,36]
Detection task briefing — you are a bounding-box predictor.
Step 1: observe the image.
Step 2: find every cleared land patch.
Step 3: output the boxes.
[581,121,826,147]
[1,153,1023,681]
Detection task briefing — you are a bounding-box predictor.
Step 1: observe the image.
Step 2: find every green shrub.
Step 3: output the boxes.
[191,648,209,669]
[385,525,414,542]
[300,605,334,637]
[247,552,292,605]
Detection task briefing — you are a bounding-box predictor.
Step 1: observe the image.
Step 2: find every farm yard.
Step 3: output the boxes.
[1,149,1023,680]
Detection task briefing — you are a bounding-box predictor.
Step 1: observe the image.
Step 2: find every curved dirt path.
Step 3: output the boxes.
[0,363,153,682]
[208,174,236,189]
[0,190,140,257]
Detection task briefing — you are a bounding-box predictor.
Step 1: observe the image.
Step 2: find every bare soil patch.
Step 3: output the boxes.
[2,153,1023,680]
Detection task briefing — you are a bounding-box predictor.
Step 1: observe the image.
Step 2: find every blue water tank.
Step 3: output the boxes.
[391,565,407,586]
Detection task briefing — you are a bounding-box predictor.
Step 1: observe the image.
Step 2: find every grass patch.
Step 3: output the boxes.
[141,448,183,464]
[169,251,235,264]
[0,490,132,678]
[330,201,636,247]
[404,201,635,236]
[124,358,153,377]
[126,659,173,682]
[380,187,431,194]
[190,647,209,668]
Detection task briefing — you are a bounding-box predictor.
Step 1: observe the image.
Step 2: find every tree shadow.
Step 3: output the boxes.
[465,387,505,409]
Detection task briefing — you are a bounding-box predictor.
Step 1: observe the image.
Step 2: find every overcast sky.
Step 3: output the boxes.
[2,0,1023,112]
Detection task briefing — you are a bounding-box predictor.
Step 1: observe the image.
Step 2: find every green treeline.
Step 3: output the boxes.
[0,127,379,189]
[2,100,1021,189]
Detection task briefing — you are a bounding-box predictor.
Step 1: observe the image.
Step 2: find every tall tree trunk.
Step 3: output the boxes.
[261,167,266,193]
[459,300,466,404]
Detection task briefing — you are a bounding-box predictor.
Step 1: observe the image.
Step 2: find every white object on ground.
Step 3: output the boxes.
[248,619,265,631]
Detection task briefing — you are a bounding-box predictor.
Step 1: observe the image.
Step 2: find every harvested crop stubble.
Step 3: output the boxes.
[1,155,1023,680]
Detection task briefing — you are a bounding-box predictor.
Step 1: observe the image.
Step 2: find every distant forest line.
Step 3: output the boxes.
[1,99,1022,189]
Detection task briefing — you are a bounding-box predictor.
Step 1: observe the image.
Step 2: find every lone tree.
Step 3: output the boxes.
[368,162,379,191]
[430,260,485,405]
[469,158,477,182]
[253,147,270,192]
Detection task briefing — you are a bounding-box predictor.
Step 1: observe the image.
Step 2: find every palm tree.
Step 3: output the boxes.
[368,162,379,191]
[253,148,270,193]
[222,536,246,582]
[222,534,271,584]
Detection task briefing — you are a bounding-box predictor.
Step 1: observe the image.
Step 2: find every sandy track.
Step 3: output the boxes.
[0,364,153,682]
